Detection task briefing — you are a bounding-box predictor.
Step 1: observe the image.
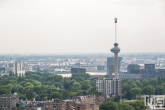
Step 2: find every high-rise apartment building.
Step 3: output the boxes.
[12,63,25,77]
[96,78,122,96]
[0,93,19,109]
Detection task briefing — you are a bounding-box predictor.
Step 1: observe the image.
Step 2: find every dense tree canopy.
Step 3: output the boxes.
[0,72,95,100]
[100,101,119,110]
[118,103,135,110]
[0,71,165,110]
[100,100,146,110]
[122,77,165,100]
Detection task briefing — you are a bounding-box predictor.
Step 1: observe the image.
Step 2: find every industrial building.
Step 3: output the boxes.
[71,68,86,74]
[119,74,144,80]
[97,65,104,71]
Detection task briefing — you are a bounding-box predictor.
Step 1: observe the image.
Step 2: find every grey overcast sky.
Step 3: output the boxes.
[0,0,165,54]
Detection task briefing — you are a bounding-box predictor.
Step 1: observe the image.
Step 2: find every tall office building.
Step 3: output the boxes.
[127,64,140,74]
[145,64,155,78]
[107,57,122,77]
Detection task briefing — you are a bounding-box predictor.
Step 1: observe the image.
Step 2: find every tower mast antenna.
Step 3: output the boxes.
[114,18,117,43]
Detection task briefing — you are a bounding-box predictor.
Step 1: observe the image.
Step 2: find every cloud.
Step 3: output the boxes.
[0,0,164,53]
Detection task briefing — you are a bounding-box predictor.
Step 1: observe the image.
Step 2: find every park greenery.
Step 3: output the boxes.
[99,100,146,110]
[0,72,165,109]
[0,72,100,100]
[122,77,165,100]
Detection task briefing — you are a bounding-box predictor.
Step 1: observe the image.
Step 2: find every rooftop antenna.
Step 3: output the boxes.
[114,18,118,43]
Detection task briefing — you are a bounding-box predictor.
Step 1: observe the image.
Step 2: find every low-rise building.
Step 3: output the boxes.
[144,95,165,109]
[18,95,106,110]
[71,68,86,74]
[119,74,144,80]
[97,65,104,71]
[23,65,33,72]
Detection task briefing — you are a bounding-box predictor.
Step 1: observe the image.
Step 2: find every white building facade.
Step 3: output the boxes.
[12,63,25,77]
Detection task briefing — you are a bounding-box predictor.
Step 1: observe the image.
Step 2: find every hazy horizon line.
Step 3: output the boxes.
[0,52,165,55]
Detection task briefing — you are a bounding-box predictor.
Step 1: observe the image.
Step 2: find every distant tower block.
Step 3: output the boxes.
[107,57,122,77]
[110,18,121,79]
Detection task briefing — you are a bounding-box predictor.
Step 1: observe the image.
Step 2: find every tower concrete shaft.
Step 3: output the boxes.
[110,18,120,79]
[111,43,120,79]
[115,53,118,79]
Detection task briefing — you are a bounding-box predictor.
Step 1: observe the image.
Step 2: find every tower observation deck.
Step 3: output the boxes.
[110,18,120,79]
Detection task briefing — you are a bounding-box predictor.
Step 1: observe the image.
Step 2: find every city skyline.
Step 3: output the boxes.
[0,0,165,54]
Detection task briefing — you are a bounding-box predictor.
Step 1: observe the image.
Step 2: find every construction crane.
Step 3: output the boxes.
[93,53,97,62]
[99,52,105,65]
[136,53,139,64]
